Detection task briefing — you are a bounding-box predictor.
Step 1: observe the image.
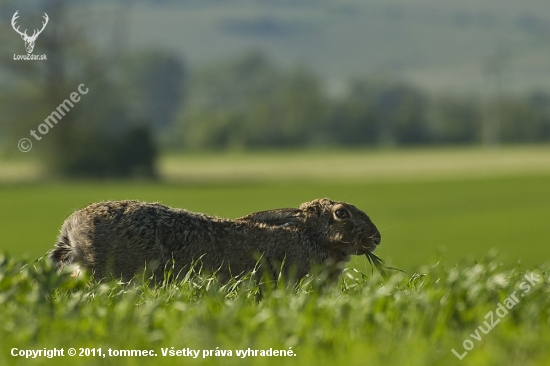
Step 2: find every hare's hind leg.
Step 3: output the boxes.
[49,231,86,279]
[50,214,95,276]
[50,233,74,268]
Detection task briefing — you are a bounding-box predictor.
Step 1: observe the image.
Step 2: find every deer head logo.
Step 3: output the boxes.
[11,11,49,54]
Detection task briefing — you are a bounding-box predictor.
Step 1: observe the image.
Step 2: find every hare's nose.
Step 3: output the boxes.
[372,231,381,245]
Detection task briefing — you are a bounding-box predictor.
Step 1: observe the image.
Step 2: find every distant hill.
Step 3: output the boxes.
[96,0,548,96]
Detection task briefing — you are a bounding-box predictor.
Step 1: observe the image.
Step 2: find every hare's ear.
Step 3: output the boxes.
[299,199,323,218]
[238,209,306,227]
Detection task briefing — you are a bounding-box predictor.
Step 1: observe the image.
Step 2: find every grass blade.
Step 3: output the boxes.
[365,252,405,279]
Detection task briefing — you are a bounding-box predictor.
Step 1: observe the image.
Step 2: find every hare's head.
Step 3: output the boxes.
[240,198,381,256]
[298,198,381,256]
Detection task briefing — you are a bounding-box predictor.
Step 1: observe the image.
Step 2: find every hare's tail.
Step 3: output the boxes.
[50,233,75,268]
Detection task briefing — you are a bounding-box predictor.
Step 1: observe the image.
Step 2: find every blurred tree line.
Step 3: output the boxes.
[178,51,550,150]
[0,0,181,178]
[1,1,550,179]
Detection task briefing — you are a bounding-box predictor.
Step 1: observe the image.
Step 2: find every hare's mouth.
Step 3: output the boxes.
[355,232,381,255]
[354,244,377,255]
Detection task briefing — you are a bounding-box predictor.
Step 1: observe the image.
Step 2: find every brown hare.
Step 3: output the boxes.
[49,198,381,284]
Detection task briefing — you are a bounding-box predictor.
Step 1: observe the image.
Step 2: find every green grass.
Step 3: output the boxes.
[0,254,549,365]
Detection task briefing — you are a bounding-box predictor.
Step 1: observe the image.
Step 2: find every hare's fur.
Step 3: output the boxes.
[50,198,381,283]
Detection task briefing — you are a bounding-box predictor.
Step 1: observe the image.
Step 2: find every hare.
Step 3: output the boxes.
[49,198,381,283]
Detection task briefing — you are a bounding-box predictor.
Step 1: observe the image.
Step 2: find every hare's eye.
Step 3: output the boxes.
[335,208,350,219]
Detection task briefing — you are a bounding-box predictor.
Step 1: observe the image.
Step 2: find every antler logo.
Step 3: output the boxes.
[11,11,49,54]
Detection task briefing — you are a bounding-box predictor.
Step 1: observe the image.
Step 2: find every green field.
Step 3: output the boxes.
[1,147,550,365]
[1,168,549,271]
[0,149,550,269]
